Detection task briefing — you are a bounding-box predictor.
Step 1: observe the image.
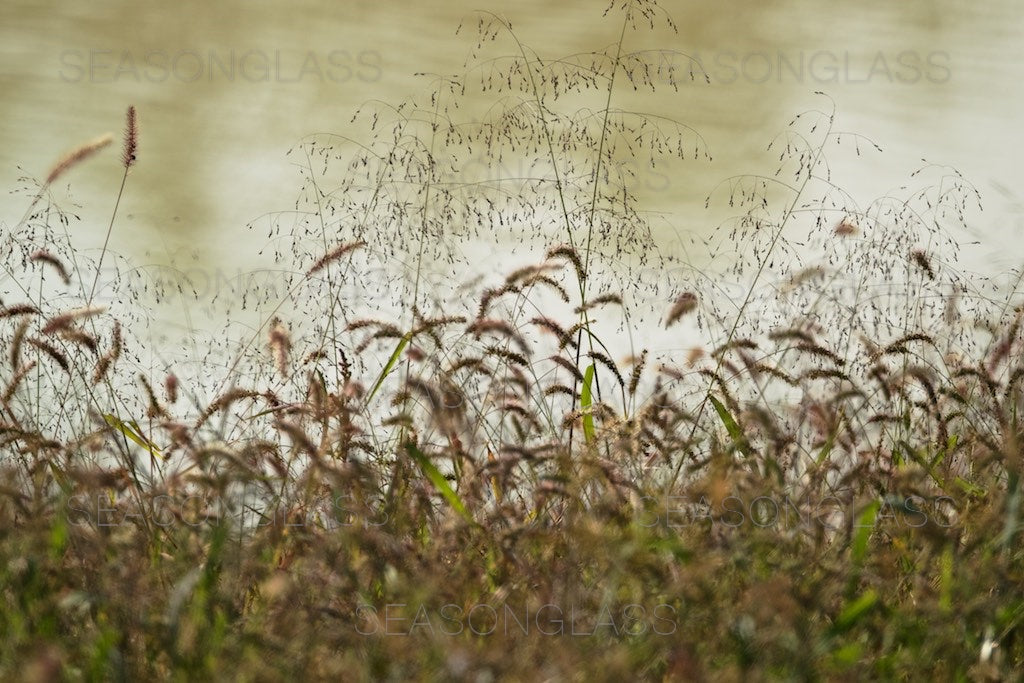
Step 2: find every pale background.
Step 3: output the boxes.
[2,0,1021,345]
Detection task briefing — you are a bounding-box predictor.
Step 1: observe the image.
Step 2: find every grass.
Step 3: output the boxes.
[2,1,1024,679]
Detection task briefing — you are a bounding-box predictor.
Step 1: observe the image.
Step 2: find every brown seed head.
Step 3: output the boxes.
[121,106,138,169]
[45,134,114,185]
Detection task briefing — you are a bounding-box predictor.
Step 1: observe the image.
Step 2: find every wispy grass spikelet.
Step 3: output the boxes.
[196,389,270,428]
[795,342,844,366]
[769,328,816,345]
[712,338,758,358]
[275,419,319,458]
[57,327,98,354]
[87,107,137,305]
[544,384,577,399]
[477,284,518,319]
[485,345,528,366]
[138,374,168,419]
[526,274,570,303]
[801,368,851,382]
[504,263,561,286]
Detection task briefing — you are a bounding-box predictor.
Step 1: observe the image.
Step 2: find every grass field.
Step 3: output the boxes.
[2,2,1023,680]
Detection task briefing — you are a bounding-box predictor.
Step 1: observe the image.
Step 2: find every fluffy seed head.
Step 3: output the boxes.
[45,133,114,185]
[666,292,698,327]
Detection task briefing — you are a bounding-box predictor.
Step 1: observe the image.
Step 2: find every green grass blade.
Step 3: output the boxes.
[939,543,954,612]
[367,331,412,402]
[851,500,880,565]
[581,363,596,444]
[48,462,72,496]
[832,589,879,633]
[816,408,843,465]
[103,413,161,458]
[708,394,750,457]
[405,442,473,525]
[954,477,986,497]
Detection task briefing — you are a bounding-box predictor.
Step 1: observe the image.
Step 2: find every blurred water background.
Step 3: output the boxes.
[2,0,1022,355]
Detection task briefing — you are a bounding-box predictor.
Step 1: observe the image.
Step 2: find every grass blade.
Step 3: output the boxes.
[851,500,880,565]
[832,589,879,634]
[708,394,750,457]
[367,331,412,402]
[103,413,161,458]
[581,363,596,444]
[405,442,474,525]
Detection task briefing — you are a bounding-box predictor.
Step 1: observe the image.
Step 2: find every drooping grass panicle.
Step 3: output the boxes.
[41,305,106,335]
[45,133,114,186]
[196,388,274,429]
[0,304,40,320]
[550,354,584,382]
[665,292,698,327]
[27,337,70,374]
[138,373,169,420]
[30,250,72,285]
[92,320,122,383]
[546,244,585,281]
[574,292,623,314]
[56,327,98,354]
[9,318,31,370]
[531,316,575,349]
[466,318,529,355]
[1,361,37,407]
[628,349,648,396]
[587,350,624,388]
[306,240,365,278]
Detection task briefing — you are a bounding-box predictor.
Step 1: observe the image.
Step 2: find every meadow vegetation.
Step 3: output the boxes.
[2,1,1024,679]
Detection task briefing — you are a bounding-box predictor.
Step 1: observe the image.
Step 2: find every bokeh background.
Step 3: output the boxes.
[2,0,1022,338]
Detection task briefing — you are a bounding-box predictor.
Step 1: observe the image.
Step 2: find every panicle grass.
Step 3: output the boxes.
[1,5,1023,680]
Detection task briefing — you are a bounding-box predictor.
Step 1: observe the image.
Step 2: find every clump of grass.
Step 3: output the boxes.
[2,2,1024,680]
